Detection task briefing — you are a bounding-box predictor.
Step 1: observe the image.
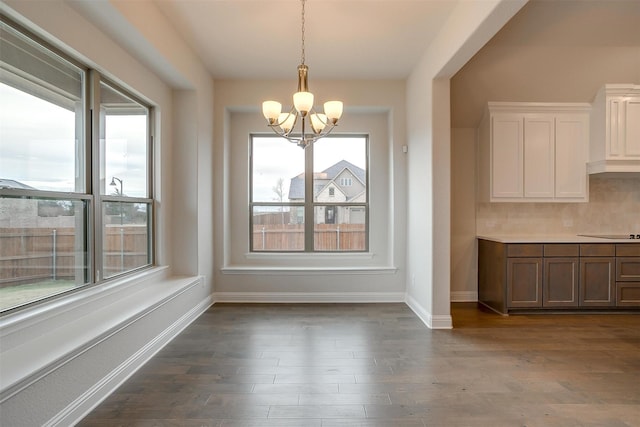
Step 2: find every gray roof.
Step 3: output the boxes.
[0,179,36,190]
[288,160,365,200]
[323,160,366,183]
[288,173,305,200]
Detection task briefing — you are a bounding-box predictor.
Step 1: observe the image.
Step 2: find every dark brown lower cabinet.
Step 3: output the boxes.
[507,257,542,308]
[615,251,640,307]
[579,257,615,307]
[617,282,640,307]
[543,257,579,307]
[579,243,616,307]
[478,239,640,314]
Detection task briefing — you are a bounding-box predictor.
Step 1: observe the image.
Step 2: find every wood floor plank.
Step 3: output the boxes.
[78,303,640,426]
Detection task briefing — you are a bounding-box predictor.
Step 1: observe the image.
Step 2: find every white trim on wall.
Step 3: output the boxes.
[405,294,453,329]
[214,292,405,304]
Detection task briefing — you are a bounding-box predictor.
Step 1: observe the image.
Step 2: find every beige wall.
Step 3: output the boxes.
[452,0,640,129]
[450,0,640,299]
[451,128,478,301]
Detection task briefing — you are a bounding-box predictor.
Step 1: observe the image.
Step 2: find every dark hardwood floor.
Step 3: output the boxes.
[79,303,640,427]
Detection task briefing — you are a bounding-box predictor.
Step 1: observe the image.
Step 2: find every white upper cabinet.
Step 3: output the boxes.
[589,84,640,173]
[478,103,590,203]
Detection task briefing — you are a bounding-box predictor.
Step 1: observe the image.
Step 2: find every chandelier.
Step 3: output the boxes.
[261,0,343,149]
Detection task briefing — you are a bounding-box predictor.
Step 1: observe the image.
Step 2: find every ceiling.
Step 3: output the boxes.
[151,0,460,80]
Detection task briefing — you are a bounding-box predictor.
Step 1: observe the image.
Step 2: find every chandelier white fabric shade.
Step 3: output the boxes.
[261,0,344,148]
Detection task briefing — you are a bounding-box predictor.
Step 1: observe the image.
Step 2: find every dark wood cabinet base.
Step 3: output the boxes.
[478,239,640,314]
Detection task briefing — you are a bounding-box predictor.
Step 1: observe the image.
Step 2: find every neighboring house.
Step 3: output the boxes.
[0,179,77,228]
[288,160,366,225]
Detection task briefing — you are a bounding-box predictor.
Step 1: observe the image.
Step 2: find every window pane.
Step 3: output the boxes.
[252,205,304,251]
[0,196,88,311]
[101,82,148,198]
[102,201,150,278]
[1,22,85,192]
[313,137,367,203]
[252,136,304,203]
[314,205,366,251]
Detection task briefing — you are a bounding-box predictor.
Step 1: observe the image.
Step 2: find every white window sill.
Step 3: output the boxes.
[244,251,375,260]
[221,266,397,275]
[221,251,396,275]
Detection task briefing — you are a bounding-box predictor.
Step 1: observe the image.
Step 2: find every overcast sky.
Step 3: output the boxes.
[252,135,366,203]
[1,83,147,196]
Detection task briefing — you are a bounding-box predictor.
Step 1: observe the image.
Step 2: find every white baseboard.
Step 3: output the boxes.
[405,294,453,330]
[213,292,406,303]
[50,295,213,427]
[450,291,478,302]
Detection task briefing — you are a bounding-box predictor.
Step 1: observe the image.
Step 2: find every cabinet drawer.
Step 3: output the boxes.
[616,244,640,257]
[616,257,640,281]
[616,282,640,307]
[507,244,543,257]
[544,244,579,257]
[580,244,615,257]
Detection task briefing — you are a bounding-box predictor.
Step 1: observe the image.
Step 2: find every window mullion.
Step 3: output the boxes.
[89,70,102,282]
[304,143,314,252]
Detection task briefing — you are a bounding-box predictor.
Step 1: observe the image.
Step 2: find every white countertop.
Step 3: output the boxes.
[477,234,640,243]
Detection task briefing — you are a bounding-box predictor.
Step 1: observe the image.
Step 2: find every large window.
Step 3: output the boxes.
[0,18,153,312]
[250,135,368,252]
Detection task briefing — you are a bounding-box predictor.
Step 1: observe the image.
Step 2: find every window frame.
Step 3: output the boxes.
[249,133,369,253]
[0,16,155,313]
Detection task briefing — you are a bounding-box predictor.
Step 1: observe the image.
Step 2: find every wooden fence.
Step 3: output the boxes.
[252,223,366,251]
[0,226,148,287]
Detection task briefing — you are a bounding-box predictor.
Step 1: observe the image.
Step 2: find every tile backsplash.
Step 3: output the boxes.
[476,176,640,235]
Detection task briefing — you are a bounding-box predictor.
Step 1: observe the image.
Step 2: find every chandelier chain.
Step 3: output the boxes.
[261,0,343,148]
[300,0,306,65]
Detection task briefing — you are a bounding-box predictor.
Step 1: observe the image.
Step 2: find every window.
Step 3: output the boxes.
[0,18,153,312]
[250,135,368,252]
[99,82,152,279]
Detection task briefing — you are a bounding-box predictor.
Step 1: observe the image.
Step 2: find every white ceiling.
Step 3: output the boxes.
[152,0,460,80]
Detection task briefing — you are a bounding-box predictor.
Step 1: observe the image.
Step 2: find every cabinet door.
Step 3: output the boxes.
[555,114,588,199]
[624,98,640,157]
[507,257,542,308]
[608,98,623,157]
[524,115,555,198]
[543,257,579,307]
[491,114,523,199]
[580,257,615,307]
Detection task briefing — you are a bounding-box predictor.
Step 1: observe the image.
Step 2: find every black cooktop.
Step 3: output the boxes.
[579,234,640,240]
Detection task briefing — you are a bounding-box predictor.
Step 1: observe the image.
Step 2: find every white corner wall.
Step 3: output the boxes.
[0,1,215,425]
[405,0,528,328]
